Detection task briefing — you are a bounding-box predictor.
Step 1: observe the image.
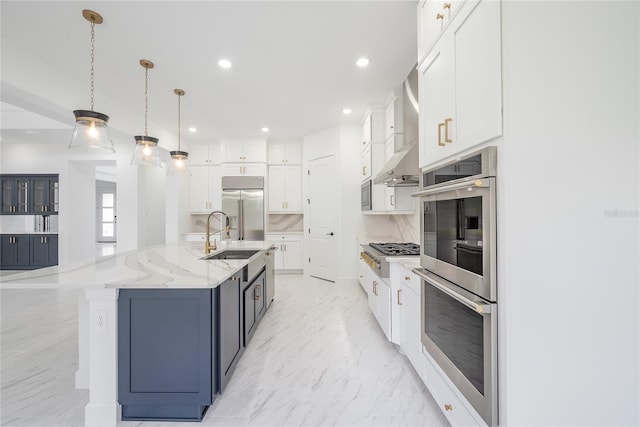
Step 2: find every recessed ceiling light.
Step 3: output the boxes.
[261,127,269,133]
[218,59,232,69]
[356,57,370,68]
[188,127,197,133]
[342,108,352,115]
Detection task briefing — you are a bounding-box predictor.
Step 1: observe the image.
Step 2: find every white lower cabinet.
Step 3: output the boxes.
[359,250,392,340]
[367,276,391,340]
[266,234,302,271]
[423,350,480,426]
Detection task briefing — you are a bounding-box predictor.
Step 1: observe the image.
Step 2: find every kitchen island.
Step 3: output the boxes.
[0,240,276,426]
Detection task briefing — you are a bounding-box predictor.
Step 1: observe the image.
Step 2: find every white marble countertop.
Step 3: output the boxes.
[0,240,275,290]
[387,257,421,269]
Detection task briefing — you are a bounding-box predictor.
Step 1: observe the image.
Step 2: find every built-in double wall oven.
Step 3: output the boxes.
[413,146,498,426]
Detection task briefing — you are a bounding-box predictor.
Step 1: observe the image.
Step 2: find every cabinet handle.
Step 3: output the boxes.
[444,404,453,411]
[390,195,394,206]
[255,284,261,300]
[443,2,451,10]
[373,280,378,296]
[444,118,452,143]
[405,276,411,281]
[397,289,402,305]
[362,140,366,145]
[362,166,367,176]
[284,244,287,251]
[438,122,445,146]
[436,13,445,20]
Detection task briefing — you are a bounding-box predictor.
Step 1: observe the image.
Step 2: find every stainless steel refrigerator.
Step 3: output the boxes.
[221,176,264,241]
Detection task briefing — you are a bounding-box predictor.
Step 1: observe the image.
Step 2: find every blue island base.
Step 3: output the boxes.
[121,403,210,422]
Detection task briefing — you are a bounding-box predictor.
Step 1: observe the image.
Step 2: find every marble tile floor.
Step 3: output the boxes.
[1,274,448,427]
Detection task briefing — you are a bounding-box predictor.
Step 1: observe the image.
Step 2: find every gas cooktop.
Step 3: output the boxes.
[369,242,420,256]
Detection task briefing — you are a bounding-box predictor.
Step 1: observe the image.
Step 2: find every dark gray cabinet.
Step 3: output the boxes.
[0,174,59,215]
[118,289,214,421]
[30,175,59,214]
[243,269,266,346]
[218,274,243,392]
[1,234,30,268]
[0,234,58,270]
[1,176,30,214]
[118,264,272,421]
[30,235,58,267]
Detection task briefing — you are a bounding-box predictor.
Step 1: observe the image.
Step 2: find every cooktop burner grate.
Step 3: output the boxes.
[369,242,420,256]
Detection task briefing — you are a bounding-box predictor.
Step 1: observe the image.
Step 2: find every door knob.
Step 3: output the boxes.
[326,232,334,236]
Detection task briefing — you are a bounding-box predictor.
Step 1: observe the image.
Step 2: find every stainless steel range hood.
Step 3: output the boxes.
[373,143,419,186]
[374,65,420,187]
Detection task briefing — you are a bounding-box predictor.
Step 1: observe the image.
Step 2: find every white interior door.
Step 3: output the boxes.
[308,155,337,282]
[96,181,117,243]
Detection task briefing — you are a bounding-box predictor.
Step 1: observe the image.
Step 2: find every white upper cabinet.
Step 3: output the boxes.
[419,0,502,169]
[418,0,466,63]
[221,139,267,163]
[268,142,302,165]
[221,163,266,177]
[189,142,221,165]
[361,143,372,181]
[385,96,403,141]
[268,165,302,213]
[188,165,221,213]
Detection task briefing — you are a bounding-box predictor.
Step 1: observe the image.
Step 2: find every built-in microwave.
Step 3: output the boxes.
[414,146,497,302]
[361,180,372,211]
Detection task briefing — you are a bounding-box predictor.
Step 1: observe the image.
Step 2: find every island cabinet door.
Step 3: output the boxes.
[242,269,267,346]
[217,275,243,393]
[118,289,214,422]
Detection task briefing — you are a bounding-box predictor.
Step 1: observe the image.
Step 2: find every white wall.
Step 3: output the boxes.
[498,2,639,425]
[303,125,361,283]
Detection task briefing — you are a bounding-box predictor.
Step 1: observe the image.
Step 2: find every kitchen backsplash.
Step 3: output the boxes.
[189,214,224,233]
[360,213,420,244]
[268,214,303,232]
[0,215,59,234]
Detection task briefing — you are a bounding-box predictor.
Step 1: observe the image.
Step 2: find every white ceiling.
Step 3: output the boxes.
[1,1,418,146]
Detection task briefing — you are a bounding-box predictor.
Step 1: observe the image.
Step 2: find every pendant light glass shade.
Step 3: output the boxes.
[168,150,190,176]
[69,10,115,153]
[69,110,115,153]
[131,59,163,167]
[168,89,191,176]
[131,135,163,167]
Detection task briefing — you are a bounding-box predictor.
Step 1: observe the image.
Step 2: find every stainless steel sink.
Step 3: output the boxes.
[204,249,259,260]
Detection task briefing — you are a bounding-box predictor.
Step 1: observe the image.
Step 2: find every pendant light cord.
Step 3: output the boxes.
[177,92,181,150]
[90,20,96,112]
[144,66,149,136]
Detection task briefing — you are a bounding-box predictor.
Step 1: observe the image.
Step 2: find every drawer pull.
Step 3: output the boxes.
[443,3,451,10]
[436,13,445,20]
[405,276,411,281]
[444,404,453,411]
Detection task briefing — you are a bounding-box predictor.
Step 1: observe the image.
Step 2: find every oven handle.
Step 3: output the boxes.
[412,177,492,198]
[412,268,493,314]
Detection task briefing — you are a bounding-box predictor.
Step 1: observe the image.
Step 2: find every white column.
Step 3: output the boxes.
[84,288,120,426]
[75,292,89,389]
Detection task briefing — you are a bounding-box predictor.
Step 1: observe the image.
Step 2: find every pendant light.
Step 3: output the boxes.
[131,59,163,167]
[69,10,115,153]
[168,89,191,176]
